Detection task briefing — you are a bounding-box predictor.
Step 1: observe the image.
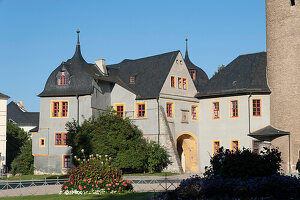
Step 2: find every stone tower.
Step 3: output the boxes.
[266,0,300,172]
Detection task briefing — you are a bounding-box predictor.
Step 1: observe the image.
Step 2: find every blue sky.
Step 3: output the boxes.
[0,0,266,111]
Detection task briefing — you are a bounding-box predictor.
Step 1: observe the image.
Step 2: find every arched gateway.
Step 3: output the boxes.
[176,133,198,173]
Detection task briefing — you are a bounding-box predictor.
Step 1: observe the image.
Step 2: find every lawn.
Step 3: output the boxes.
[1,193,156,200]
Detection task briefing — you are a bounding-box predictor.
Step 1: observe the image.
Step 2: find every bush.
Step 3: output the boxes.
[66,108,170,173]
[146,141,170,173]
[204,147,282,179]
[6,121,29,170]
[10,140,34,175]
[152,175,300,200]
[61,152,133,194]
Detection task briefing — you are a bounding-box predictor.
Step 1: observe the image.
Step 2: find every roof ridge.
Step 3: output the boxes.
[118,50,180,63]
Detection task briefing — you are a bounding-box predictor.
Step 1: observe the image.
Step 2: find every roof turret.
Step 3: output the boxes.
[184,38,209,90]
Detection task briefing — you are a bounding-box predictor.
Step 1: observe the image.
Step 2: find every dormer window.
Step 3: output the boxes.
[190,70,196,80]
[56,65,70,86]
[130,76,135,84]
[57,76,69,86]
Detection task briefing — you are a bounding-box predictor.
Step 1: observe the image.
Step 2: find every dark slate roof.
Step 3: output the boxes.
[29,126,39,132]
[0,92,10,99]
[105,51,180,99]
[7,101,39,127]
[248,125,290,141]
[184,47,209,90]
[39,40,102,97]
[196,52,270,98]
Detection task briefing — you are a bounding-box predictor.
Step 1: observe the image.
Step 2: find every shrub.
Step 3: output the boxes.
[10,140,34,175]
[66,108,170,173]
[61,152,133,194]
[146,141,170,173]
[6,121,29,170]
[152,175,300,200]
[204,147,282,179]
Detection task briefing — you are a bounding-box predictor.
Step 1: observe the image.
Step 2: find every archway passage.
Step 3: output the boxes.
[176,134,198,173]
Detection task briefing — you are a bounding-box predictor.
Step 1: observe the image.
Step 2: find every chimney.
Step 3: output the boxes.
[95,59,107,75]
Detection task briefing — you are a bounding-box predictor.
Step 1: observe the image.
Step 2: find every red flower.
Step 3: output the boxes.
[79,185,83,191]
[107,188,110,191]
[64,186,68,189]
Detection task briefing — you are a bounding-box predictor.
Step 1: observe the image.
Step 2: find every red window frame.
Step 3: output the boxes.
[137,103,146,118]
[116,105,124,118]
[63,155,71,168]
[232,140,239,152]
[166,103,173,118]
[40,139,45,146]
[231,100,238,117]
[190,70,196,80]
[171,76,175,88]
[55,133,68,145]
[53,102,59,117]
[213,141,220,154]
[183,78,187,90]
[213,102,220,119]
[191,106,197,120]
[253,99,261,116]
[62,102,68,117]
[57,77,69,86]
[178,77,182,89]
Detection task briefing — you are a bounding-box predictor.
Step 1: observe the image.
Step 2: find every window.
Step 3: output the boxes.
[291,0,295,6]
[63,155,71,168]
[171,76,175,88]
[213,141,220,155]
[252,99,261,116]
[231,140,239,152]
[191,105,198,120]
[57,77,69,86]
[166,103,174,118]
[136,103,146,118]
[51,101,68,118]
[230,100,238,118]
[40,138,45,147]
[178,77,182,89]
[190,70,196,80]
[53,102,59,117]
[183,78,187,90]
[212,102,220,119]
[130,76,135,84]
[117,105,124,117]
[55,133,68,145]
[114,103,125,118]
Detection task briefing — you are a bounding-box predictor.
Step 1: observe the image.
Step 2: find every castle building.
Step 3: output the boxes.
[0,92,9,173]
[32,1,299,174]
[266,0,300,172]
[7,101,39,134]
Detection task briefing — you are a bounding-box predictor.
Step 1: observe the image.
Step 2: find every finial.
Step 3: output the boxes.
[185,38,188,52]
[76,29,80,45]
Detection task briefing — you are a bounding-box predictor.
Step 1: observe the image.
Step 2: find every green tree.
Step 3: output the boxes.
[66,108,148,173]
[146,141,170,173]
[213,64,225,77]
[6,121,29,169]
[10,140,34,175]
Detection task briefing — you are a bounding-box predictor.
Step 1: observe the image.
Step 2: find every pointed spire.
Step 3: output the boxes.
[72,29,85,61]
[185,38,190,61]
[76,30,80,45]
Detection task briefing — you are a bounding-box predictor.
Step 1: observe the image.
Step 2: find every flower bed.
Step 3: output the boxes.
[61,153,133,195]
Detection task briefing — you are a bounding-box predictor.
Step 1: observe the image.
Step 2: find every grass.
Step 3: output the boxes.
[0,172,178,180]
[0,192,156,200]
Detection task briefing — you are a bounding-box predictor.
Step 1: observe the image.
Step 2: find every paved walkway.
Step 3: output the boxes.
[0,174,193,197]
